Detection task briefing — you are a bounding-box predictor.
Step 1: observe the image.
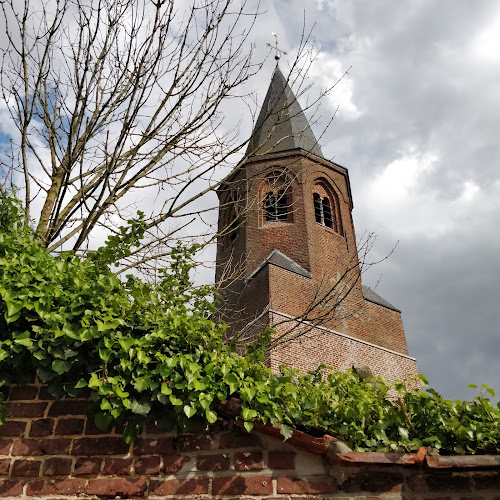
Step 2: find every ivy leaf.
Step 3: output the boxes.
[134,377,149,392]
[183,405,196,418]
[99,348,112,362]
[130,400,151,415]
[206,409,218,424]
[161,382,172,395]
[280,424,293,440]
[193,379,206,391]
[224,373,239,394]
[119,337,134,351]
[6,301,22,318]
[169,395,183,406]
[13,332,33,347]
[36,366,54,383]
[123,425,140,445]
[244,421,254,433]
[75,379,87,389]
[88,373,100,388]
[52,359,72,375]
[95,412,114,431]
[242,386,256,401]
[242,408,257,421]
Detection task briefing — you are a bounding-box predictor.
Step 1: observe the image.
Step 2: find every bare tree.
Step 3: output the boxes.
[1,0,379,354]
[0,0,268,270]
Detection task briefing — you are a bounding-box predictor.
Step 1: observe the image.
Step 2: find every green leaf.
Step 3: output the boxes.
[52,359,72,375]
[242,408,257,421]
[94,412,113,432]
[100,398,111,410]
[193,379,206,391]
[13,332,33,347]
[206,409,218,424]
[280,424,293,440]
[169,395,183,406]
[161,382,172,395]
[244,421,254,433]
[36,366,54,383]
[88,373,101,388]
[224,373,239,394]
[123,424,140,444]
[133,377,150,392]
[242,386,256,401]
[75,379,87,389]
[183,405,196,418]
[119,337,135,351]
[6,301,22,318]
[130,400,151,415]
[137,350,150,364]
[99,348,112,362]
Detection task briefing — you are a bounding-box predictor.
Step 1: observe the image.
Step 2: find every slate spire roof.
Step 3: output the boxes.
[246,65,323,158]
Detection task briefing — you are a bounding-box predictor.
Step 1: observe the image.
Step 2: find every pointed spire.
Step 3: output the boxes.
[246,66,323,158]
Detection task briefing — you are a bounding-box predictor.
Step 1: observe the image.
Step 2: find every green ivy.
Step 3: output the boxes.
[0,190,498,452]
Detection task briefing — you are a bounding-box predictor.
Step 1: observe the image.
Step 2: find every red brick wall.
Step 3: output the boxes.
[269,311,418,382]
[0,384,498,499]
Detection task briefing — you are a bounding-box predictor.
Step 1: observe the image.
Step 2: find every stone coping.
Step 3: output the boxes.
[218,397,500,470]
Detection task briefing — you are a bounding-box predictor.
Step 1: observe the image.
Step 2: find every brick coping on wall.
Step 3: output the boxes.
[0,384,499,499]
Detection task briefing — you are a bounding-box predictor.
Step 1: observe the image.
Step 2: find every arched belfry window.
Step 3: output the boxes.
[313,181,341,233]
[225,194,242,244]
[265,190,288,221]
[261,170,293,224]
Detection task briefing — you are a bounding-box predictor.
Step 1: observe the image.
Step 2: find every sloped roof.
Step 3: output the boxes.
[247,249,312,282]
[246,65,323,158]
[362,285,401,313]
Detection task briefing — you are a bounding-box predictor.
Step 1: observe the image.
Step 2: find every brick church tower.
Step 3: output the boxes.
[216,66,418,381]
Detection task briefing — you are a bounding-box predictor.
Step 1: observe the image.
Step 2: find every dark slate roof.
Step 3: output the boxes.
[246,65,323,158]
[362,285,401,313]
[247,249,312,282]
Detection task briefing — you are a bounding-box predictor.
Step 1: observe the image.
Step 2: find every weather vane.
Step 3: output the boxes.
[266,32,287,61]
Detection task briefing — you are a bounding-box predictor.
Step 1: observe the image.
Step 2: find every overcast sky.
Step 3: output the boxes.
[247,0,500,400]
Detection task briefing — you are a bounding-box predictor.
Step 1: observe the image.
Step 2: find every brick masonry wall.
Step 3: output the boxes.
[0,384,499,499]
[269,311,418,382]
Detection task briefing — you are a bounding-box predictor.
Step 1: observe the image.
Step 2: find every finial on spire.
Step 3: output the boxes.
[267,32,287,62]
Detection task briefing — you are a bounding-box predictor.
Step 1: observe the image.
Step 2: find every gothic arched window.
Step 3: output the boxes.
[265,190,288,221]
[261,170,293,223]
[225,193,242,245]
[313,181,341,233]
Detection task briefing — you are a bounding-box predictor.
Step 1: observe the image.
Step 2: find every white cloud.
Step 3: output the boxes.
[471,14,500,61]
[369,151,437,205]
[458,180,480,203]
[308,53,361,119]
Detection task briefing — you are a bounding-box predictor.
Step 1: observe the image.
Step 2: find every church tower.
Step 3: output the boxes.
[216,66,418,381]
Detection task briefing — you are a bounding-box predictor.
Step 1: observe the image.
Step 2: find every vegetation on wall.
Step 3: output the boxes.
[0,191,499,454]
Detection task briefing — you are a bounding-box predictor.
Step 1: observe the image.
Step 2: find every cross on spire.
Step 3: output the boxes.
[266,32,287,62]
